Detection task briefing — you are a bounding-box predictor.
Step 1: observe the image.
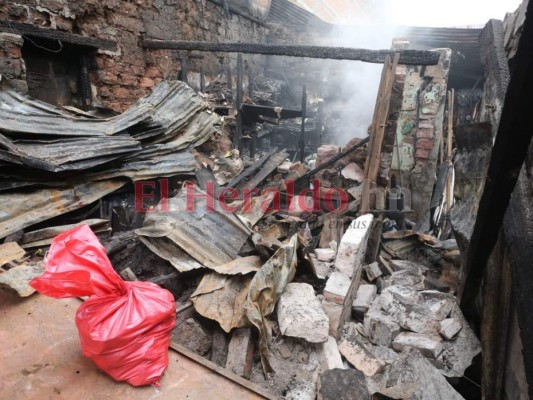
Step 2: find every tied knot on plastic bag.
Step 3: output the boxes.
[30,224,176,387]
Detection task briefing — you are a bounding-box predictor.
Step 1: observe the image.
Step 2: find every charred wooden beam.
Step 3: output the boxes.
[299,85,307,162]
[179,56,189,83]
[0,20,117,50]
[295,136,369,183]
[142,40,441,65]
[235,54,244,152]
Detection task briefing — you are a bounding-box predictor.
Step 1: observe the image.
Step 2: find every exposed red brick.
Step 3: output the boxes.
[139,77,155,88]
[416,129,434,139]
[415,148,430,159]
[416,138,434,150]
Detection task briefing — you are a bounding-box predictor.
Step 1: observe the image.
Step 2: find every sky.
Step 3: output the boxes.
[388,0,523,27]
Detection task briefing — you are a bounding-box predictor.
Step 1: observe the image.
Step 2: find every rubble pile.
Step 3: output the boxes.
[0,76,482,399]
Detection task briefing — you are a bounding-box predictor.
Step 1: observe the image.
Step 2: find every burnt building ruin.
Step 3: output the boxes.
[0,0,532,399]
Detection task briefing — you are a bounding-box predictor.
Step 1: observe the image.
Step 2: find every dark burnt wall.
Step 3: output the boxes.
[0,0,268,111]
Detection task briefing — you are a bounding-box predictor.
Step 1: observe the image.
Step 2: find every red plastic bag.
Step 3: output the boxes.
[30,224,176,386]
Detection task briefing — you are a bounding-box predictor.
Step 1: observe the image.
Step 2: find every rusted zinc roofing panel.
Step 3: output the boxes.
[0,81,218,140]
[0,180,127,239]
[86,146,197,181]
[0,133,141,172]
[136,185,252,269]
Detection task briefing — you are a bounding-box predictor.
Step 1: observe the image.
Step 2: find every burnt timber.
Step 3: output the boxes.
[0,20,117,50]
[141,40,441,65]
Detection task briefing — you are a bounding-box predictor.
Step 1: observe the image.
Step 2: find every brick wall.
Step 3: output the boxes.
[0,32,26,93]
[392,48,451,223]
[0,0,268,111]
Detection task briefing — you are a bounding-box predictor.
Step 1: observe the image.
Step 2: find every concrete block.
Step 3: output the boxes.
[352,284,377,315]
[317,336,344,371]
[392,332,444,359]
[322,299,344,339]
[338,338,385,376]
[323,272,351,305]
[335,214,374,278]
[226,328,254,378]
[278,283,329,343]
[364,262,382,282]
[315,248,336,262]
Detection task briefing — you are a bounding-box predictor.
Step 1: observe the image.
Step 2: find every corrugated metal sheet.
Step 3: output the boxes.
[0,80,219,236]
[0,80,217,139]
[268,0,330,29]
[0,180,126,239]
[136,186,252,269]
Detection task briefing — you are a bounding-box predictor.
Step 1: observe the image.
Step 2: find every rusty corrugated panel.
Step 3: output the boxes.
[0,81,218,140]
[268,0,331,28]
[86,146,197,181]
[0,180,127,239]
[136,186,252,269]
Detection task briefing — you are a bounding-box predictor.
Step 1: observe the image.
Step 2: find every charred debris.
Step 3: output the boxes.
[1,0,533,399]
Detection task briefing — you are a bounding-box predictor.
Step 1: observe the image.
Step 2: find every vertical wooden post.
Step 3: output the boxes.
[200,66,205,93]
[179,55,189,83]
[235,54,244,152]
[361,52,400,213]
[248,65,254,99]
[299,85,307,162]
[226,62,233,95]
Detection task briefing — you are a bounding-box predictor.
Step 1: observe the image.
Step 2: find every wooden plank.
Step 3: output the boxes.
[241,150,289,191]
[0,20,117,50]
[169,341,278,400]
[361,53,400,213]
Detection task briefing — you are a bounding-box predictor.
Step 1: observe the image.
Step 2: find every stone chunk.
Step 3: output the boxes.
[380,291,440,334]
[318,369,370,400]
[210,328,228,367]
[310,255,334,280]
[381,285,421,303]
[439,318,462,340]
[428,299,454,320]
[226,328,254,378]
[0,261,43,297]
[172,318,211,356]
[392,332,444,359]
[389,259,429,273]
[341,163,364,182]
[323,272,351,305]
[352,284,377,315]
[278,283,329,343]
[363,309,401,347]
[322,299,344,339]
[377,349,464,400]
[364,262,382,282]
[317,336,344,371]
[338,338,386,376]
[315,248,336,262]
[383,269,425,290]
[335,214,374,277]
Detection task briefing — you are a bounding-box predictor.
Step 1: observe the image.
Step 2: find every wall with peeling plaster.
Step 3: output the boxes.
[392,48,451,224]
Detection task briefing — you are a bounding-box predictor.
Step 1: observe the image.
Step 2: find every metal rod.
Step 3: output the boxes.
[142,40,441,65]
